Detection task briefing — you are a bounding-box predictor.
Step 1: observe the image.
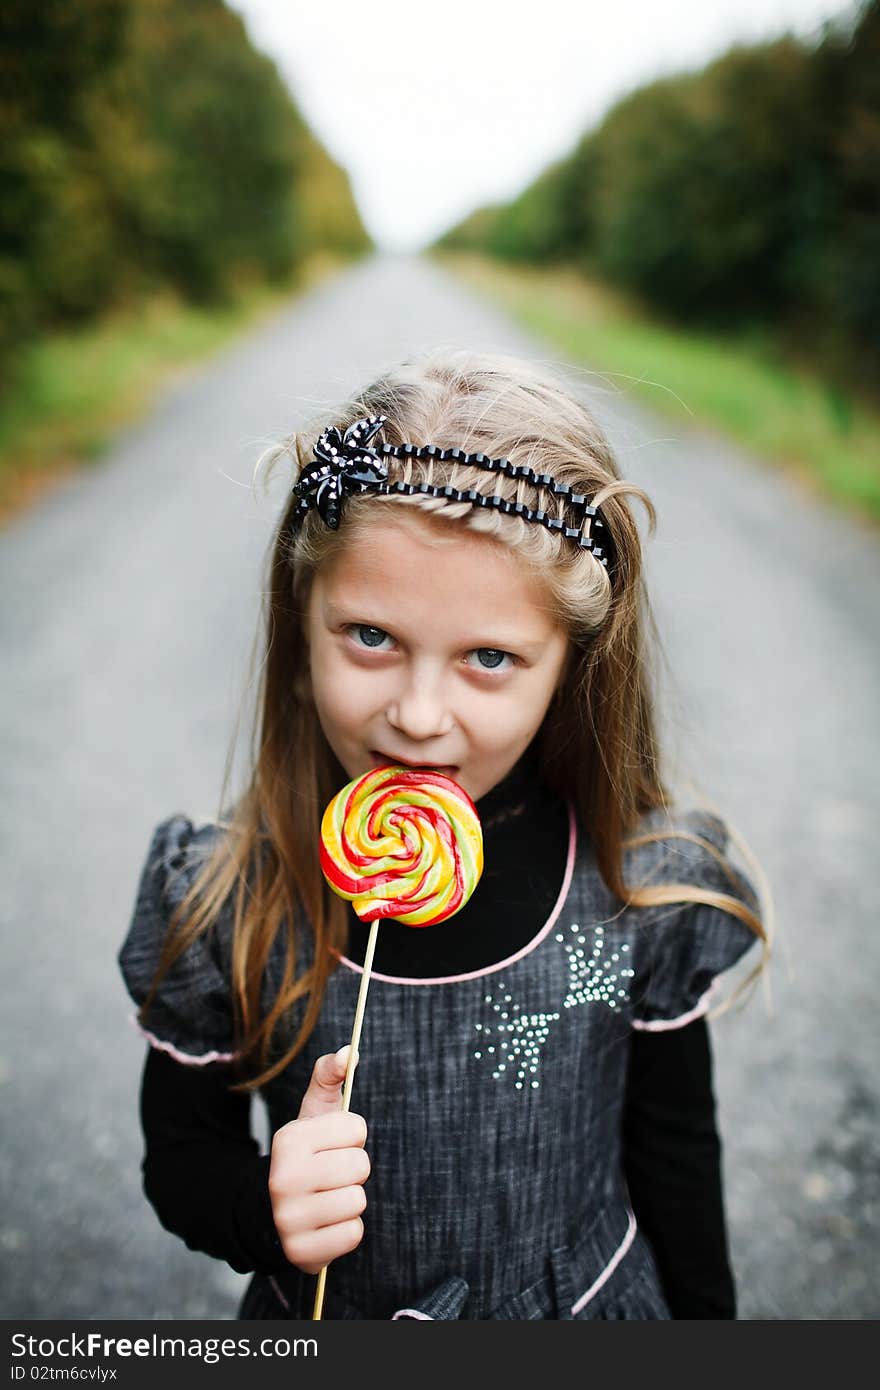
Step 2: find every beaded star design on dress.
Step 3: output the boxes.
[472,923,635,1091]
[559,922,634,1012]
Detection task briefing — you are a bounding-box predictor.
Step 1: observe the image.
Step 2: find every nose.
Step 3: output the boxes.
[386,670,454,742]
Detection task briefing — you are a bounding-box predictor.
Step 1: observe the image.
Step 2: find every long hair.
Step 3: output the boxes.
[137,347,770,1092]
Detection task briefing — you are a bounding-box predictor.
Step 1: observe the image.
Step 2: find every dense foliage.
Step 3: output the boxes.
[0,0,370,386]
[437,1,879,384]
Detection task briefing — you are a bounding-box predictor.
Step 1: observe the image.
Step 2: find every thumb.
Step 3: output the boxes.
[296,1046,359,1121]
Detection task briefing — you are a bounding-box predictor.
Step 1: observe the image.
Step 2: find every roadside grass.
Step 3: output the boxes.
[0,253,346,524]
[436,252,880,526]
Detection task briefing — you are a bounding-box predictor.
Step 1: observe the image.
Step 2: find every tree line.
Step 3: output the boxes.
[0,0,371,390]
[437,0,878,388]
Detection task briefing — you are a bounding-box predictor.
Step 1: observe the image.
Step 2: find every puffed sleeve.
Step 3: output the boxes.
[118,815,239,1066]
[628,809,764,1031]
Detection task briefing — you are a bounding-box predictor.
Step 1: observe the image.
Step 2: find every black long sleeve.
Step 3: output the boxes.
[623,1021,736,1318]
[139,1047,287,1276]
[136,758,738,1312]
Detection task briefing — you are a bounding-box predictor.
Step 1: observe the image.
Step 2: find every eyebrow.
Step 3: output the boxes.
[323,598,551,660]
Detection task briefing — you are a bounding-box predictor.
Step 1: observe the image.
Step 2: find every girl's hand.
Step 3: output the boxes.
[268,1046,370,1275]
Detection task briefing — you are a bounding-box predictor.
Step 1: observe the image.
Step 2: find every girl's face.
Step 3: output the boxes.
[305,513,570,803]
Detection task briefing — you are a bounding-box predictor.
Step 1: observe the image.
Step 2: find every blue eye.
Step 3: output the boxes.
[350,624,391,649]
[471,648,513,671]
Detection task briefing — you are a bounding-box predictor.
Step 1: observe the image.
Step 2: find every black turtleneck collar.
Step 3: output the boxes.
[342,749,570,978]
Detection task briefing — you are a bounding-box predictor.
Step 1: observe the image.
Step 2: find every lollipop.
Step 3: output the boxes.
[311,764,483,1319]
[319,765,484,926]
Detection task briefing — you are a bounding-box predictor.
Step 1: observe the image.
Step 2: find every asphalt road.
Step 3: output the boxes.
[2,254,878,1320]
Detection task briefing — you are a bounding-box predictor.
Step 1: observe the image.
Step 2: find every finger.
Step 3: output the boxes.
[296,1047,359,1121]
[306,1146,371,1193]
[287,1217,365,1272]
[295,1184,368,1232]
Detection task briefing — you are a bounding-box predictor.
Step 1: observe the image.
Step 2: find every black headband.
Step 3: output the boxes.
[290,415,614,571]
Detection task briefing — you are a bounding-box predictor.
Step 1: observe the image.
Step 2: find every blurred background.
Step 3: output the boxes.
[1,0,877,1320]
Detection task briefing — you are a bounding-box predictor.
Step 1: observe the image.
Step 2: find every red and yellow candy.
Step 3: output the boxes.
[319,766,483,926]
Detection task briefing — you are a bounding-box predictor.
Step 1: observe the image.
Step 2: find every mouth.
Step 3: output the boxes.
[370,750,460,778]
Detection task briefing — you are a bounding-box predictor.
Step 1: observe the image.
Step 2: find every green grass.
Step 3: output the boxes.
[437,252,880,526]
[0,254,344,522]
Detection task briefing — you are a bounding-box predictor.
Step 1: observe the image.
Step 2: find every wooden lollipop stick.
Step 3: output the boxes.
[310,762,483,1320]
[312,918,380,1321]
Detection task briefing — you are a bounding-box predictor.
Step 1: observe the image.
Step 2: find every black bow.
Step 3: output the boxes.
[295,415,388,530]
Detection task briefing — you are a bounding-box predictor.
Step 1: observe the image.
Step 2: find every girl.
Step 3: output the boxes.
[119,348,770,1321]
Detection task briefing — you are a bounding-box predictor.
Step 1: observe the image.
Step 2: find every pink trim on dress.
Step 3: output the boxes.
[570,1207,638,1315]
[630,979,718,1032]
[391,1308,433,1320]
[333,802,578,987]
[128,1012,237,1066]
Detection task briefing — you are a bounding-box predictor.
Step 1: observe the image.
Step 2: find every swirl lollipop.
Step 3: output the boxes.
[311,765,483,1318]
[320,765,484,926]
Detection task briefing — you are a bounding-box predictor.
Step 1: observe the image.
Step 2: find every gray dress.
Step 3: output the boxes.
[119,802,761,1320]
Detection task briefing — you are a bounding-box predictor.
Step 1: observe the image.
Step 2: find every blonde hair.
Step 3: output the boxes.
[137,347,770,1091]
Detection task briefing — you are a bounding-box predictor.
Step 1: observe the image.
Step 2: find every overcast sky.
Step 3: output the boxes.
[228,0,851,252]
